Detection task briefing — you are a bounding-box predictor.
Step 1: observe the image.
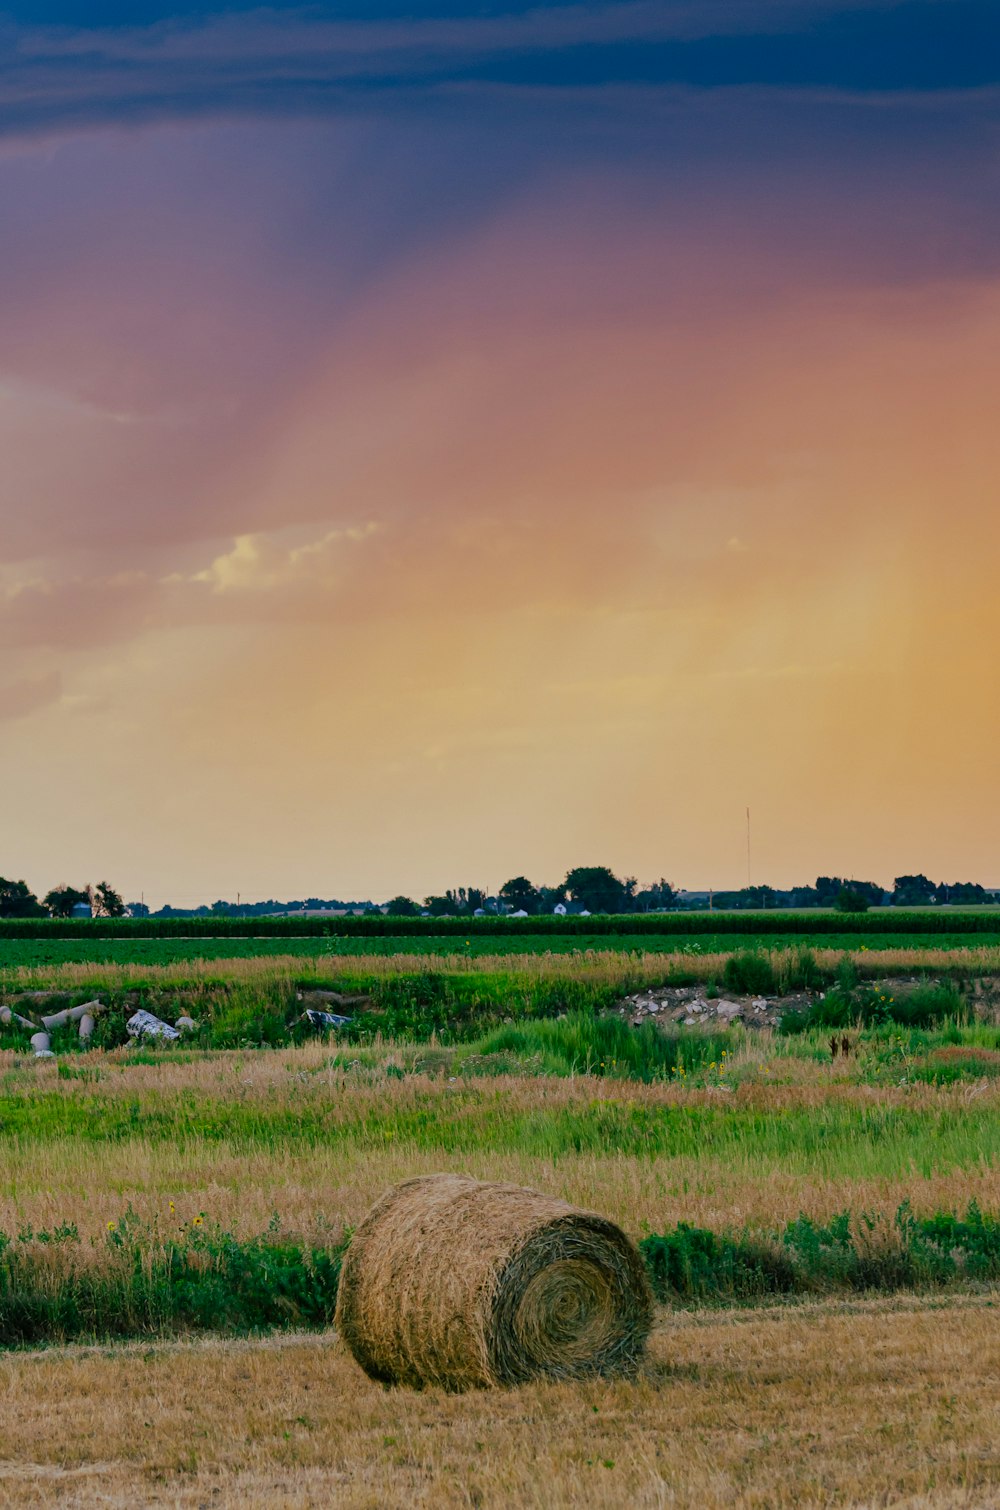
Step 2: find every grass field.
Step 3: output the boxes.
[2,1297,999,1507]
[5,929,1000,968]
[4,938,1000,1504]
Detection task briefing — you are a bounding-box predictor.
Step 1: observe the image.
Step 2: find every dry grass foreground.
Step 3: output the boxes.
[0,1296,998,1507]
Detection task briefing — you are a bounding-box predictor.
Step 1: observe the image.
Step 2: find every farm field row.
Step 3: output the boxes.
[3,1048,1000,1237]
[2,946,1000,1052]
[3,1296,999,1508]
[5,930,1000,968]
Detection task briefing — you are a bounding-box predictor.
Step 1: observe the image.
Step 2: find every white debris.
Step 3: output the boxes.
[30,1031,53,1057]
[175,1016,198,1032]
[41,1000,104,1031]
[126,1010,181,1041]
[1,1005,40,1031]
[303,1009,353,1031]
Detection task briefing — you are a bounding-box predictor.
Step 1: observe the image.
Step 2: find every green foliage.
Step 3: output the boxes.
[41,885,90,919]
[722,951,777,995]
[780,983,966,1035]
[562,866,635,913]
[641,1224,797,1301]
[452,1014,730,1082]
[5,1200,1000,1344]
[784,947,825,991]
[643,1201,1000,1304]
[0,1211,347,1346]
[0,877,44,919]
[836,886,870,914]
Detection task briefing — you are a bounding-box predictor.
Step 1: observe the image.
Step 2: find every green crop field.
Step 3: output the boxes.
[4,927,1000,970]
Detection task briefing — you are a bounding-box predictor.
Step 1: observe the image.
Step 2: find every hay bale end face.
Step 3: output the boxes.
[335,1175,653,1391]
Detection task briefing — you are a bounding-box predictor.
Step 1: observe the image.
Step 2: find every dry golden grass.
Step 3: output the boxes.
[3,1050,1000,1245]
[1,1297,998,1506]
[4,942,1000,994]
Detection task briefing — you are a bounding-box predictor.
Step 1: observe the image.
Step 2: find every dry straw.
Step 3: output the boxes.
[335,1173,653,1390]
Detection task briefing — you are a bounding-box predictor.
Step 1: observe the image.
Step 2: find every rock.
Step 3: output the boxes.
[683,1016,698,1026]
[126,1010,181,1041]
[79,1014,96,1042]
[175,1016,198,1032]
[30,1031,52,1057]
[714,1001,743,1021]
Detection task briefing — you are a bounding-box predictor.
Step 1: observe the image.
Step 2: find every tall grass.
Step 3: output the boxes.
[3,1199,1000,1347]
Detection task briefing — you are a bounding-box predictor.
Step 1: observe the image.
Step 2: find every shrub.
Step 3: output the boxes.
[722,952,778,995]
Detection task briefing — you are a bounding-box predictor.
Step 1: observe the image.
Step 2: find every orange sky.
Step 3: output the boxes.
[2,96,999,904]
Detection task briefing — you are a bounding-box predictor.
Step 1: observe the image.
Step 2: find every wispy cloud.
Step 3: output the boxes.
[2,2,997,141]
[0,670,61,721]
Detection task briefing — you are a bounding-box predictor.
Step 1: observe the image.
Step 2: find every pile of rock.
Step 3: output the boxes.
[618,985,816,1032]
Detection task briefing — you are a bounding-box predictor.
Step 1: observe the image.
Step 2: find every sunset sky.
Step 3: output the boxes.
[2,1,1000,905]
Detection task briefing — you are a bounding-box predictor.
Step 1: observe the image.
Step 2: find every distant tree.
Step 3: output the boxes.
[127,901,150,919]
[440,887,487,914]
[635,879,677,912]
[43,885,90,919]
[92,880,126,918]
[791,886,820,908]
[937,881,990,906]
[563,866,635,914]
[423,894,458,915]
[499,876,540,914]
[536,885,567,914]
[836,885,869,914]
[0,877,44,918]
[385,895,419,917]
[711,885,782,911]
[817,877,883,909]
[893,874,936,907]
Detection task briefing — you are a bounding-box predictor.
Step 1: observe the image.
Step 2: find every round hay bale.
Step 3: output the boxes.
[335,1174,653,1390]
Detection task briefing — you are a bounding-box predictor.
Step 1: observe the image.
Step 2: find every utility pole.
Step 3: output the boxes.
[746,807,752,889]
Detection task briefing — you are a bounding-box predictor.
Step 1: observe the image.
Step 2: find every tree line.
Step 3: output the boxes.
[0,867,994,921]
[385,869,997,917]
[0,878,126,919]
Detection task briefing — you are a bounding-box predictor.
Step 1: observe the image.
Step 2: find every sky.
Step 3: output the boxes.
[2,1,1000,906]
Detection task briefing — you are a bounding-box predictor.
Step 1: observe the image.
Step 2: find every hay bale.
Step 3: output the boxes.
[335,1174,652,1390]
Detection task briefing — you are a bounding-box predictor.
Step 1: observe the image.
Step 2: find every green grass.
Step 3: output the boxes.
[4,930,1000,969]
[0,1212,344,1347]
[641,1200,1000,1303]
[3,1080,1000,1180]
[3,1199,1000,1348]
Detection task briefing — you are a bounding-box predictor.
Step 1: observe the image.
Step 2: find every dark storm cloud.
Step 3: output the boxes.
[2,1,999,141]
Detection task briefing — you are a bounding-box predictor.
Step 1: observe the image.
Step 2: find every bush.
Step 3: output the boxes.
[641,1225,796,1301]
[779,983,966,1035]
[644,1202,1000,1304]
[722,951,778,995]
